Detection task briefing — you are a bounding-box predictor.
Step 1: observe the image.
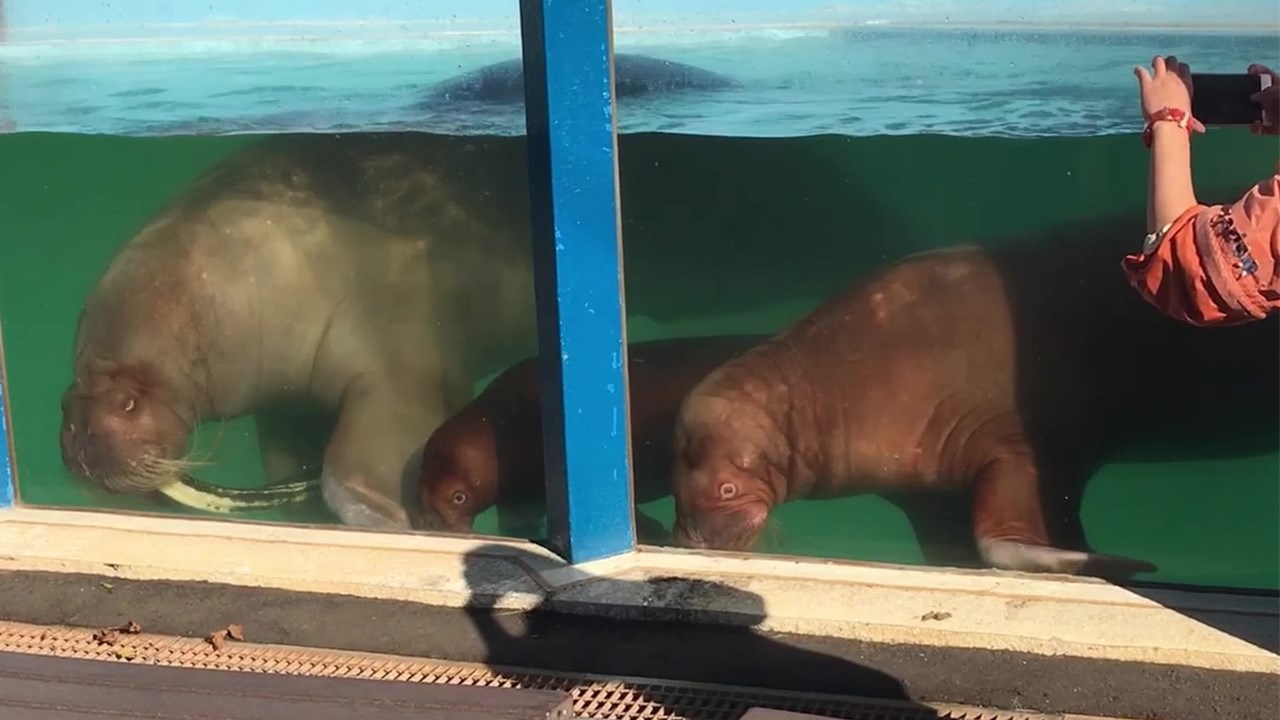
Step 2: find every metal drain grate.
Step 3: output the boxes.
[0,620,1065,720]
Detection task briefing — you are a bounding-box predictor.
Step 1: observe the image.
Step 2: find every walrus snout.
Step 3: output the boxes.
[417,431,498,534]
[412,504,473,532]
[672,496,771,552]
[415,499,476,534]
[59,380,189,493]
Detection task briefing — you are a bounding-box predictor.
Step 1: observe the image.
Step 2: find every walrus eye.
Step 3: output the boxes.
[717,482,737,500]
[122,398,136,413]
[451,491,468,505]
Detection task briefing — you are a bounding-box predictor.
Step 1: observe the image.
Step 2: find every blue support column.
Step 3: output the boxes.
[0,358,14,508]
[519,0,635,563]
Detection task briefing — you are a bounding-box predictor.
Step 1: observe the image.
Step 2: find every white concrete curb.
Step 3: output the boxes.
[0,507,1274,674]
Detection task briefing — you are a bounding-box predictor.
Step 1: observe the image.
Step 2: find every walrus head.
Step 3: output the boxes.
[670,421,775,553]
[416,413,501,533]
[60,361,196,494]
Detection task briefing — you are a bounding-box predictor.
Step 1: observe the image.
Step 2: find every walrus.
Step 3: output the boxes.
[59,132,541,529]
[422,53,738,106]
[669,242,1278,579]
[417,334,764,540]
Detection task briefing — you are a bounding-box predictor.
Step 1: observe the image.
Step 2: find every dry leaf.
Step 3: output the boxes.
[99,582,115,593]
[205,629,228,651]
[93,619,142,645]
[92,629,120,646]
[920,610,952,622]
[113,647,137,660]
[226,624,244,641]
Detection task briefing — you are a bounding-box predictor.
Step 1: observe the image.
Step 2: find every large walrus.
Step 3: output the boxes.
[59,133,540,529]
[669,241,1278,579]
[417,334,763,540]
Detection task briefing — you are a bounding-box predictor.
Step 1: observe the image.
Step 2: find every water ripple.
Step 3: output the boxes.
[0,28,1272,138]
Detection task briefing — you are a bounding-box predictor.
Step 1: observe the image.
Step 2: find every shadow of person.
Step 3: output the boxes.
[460,543,943,719]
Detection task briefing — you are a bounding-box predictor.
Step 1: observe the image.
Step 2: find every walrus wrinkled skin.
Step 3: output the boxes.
[418,335,763,539]
[671,243,1277,579]
[60,133,539,529]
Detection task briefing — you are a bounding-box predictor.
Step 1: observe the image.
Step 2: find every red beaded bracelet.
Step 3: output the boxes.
[1141,106,1193,149]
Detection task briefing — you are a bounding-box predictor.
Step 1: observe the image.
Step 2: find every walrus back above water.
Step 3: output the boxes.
[670,243,1277,578]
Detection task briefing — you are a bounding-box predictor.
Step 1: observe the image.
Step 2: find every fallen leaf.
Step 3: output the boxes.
[113,647,137,660]
[226,624,244,641]
[119,620,142,634]
[92,629,120,646]
[920,610,952,622]
[99,582,115,593]
[205,629,228,651]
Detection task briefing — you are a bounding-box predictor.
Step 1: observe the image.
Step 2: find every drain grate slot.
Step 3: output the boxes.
[0,620,1072,720]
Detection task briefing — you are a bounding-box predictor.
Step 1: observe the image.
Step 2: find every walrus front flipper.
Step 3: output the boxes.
[967,424,1157,581]
[977,539,1158,581]
[322,380,439,530]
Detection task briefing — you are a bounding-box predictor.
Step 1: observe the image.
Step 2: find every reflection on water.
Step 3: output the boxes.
[0,23,1275,593]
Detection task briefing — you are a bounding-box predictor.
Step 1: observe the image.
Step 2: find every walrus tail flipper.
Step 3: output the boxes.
[977,539,1158,581]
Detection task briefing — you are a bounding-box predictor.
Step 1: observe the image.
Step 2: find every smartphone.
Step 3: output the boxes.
[1191,73,1270,126]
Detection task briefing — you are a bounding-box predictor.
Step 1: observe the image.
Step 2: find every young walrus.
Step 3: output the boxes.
[417,335,763,541]
[670,241,1277,579]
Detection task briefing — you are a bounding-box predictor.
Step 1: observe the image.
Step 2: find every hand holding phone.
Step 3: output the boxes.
[1190,72,1272,127]
[1245,63,1278,136]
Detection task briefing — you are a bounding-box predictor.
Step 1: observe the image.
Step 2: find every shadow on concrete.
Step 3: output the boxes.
[460,543,944,719]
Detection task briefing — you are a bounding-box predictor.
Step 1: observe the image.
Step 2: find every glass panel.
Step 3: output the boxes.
[0,2,552,541]
[609,1,1279,591]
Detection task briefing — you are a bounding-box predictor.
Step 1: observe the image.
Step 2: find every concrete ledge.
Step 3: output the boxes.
[0,506,1275,675]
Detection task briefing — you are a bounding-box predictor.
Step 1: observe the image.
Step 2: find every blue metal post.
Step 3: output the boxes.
[0,354,14,508]
[519,0,635,563]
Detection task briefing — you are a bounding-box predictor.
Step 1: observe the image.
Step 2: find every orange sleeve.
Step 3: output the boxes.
[1121,173,1280,327]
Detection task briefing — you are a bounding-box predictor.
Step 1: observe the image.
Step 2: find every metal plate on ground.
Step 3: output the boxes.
[0,620,1112,720]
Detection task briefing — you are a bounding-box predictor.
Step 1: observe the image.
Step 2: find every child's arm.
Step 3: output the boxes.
[1122,174,1280,326]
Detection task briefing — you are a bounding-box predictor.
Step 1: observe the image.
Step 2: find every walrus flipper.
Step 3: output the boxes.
[967,425,1158,581]
[977,538,1158,581]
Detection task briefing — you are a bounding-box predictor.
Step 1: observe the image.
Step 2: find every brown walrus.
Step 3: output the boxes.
[670,241,1278,579]
[417,335,764,541]
[58,132,540,528]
